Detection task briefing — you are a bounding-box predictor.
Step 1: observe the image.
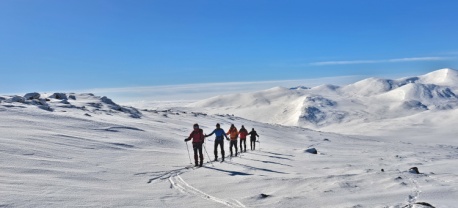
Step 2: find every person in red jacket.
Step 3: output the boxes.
[184,123,205,167]
[227,124,239,157]
[238,125,248,153]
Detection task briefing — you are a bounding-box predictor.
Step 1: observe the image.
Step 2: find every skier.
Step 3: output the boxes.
[227,124,239,156]
[184,123,205,167]
[238,125,248,153]
[248,128,259,150]
[205,123,229,162]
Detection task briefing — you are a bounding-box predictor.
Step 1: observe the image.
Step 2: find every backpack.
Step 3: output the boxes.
[190,129,204,143]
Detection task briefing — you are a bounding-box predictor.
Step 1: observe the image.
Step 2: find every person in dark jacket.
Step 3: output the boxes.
[205,123,229,162]
[185,123,205,167]
[238,125,248,152]
[248,128,259,150]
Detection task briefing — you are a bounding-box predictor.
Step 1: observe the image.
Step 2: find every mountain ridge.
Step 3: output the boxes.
[188,68,458,136]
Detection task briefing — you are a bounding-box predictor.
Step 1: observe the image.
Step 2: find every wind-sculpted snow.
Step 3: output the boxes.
[1,89,457,207]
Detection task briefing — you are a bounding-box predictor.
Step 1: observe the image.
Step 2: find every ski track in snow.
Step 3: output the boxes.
[146,167,191,184]
[169,174,245,208]
[400,170,422,207]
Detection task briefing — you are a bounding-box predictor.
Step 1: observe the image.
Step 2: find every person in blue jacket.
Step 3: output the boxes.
[205,123,229,162]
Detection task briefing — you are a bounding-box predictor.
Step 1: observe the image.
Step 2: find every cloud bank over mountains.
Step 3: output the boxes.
[85,75,367,103]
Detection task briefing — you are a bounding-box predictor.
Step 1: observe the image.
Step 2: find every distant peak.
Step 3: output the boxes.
[312,84,340,91]
[424,68,457,76]
[290,86,310,90]
[419,68,458,85]
[266,86,288,91]
[439,67,455,71]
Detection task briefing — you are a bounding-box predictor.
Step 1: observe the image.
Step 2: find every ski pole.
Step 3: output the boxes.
[228,139,232,162]
[238,139,241,157]
[185,141,192,165]
[203,143,214,167]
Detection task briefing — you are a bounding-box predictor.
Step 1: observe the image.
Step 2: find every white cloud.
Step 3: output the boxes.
[310,56,451,66]
[388,57,449,62]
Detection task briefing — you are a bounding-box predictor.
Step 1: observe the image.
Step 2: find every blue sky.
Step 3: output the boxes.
[1,0,457,101]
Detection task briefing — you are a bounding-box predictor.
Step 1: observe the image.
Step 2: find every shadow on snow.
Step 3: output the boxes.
[224,161,289,174]
[203,166,252,176]
[238,157,293,167]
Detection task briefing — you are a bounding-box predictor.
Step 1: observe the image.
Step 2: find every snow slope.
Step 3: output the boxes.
[189,68,458,144]
[1,92,457,207]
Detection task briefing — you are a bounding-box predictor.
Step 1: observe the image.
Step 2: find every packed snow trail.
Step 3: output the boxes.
[169,174,246,207]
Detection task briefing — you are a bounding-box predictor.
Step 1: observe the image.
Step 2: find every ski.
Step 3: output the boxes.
[185,165,203,169]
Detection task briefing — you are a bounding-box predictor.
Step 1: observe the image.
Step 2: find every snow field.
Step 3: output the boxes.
[1,69,458,207]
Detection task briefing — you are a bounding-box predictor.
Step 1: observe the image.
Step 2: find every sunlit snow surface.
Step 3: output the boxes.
[1,69,457,207]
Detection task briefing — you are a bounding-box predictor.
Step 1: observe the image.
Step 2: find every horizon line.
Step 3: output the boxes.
[310,56,453,66]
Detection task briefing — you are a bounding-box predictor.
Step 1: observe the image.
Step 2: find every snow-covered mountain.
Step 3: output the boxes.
[1,69,457,207]
[189,68,458,141]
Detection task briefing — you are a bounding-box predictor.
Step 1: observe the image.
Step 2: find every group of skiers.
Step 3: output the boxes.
[184,123,259,167]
